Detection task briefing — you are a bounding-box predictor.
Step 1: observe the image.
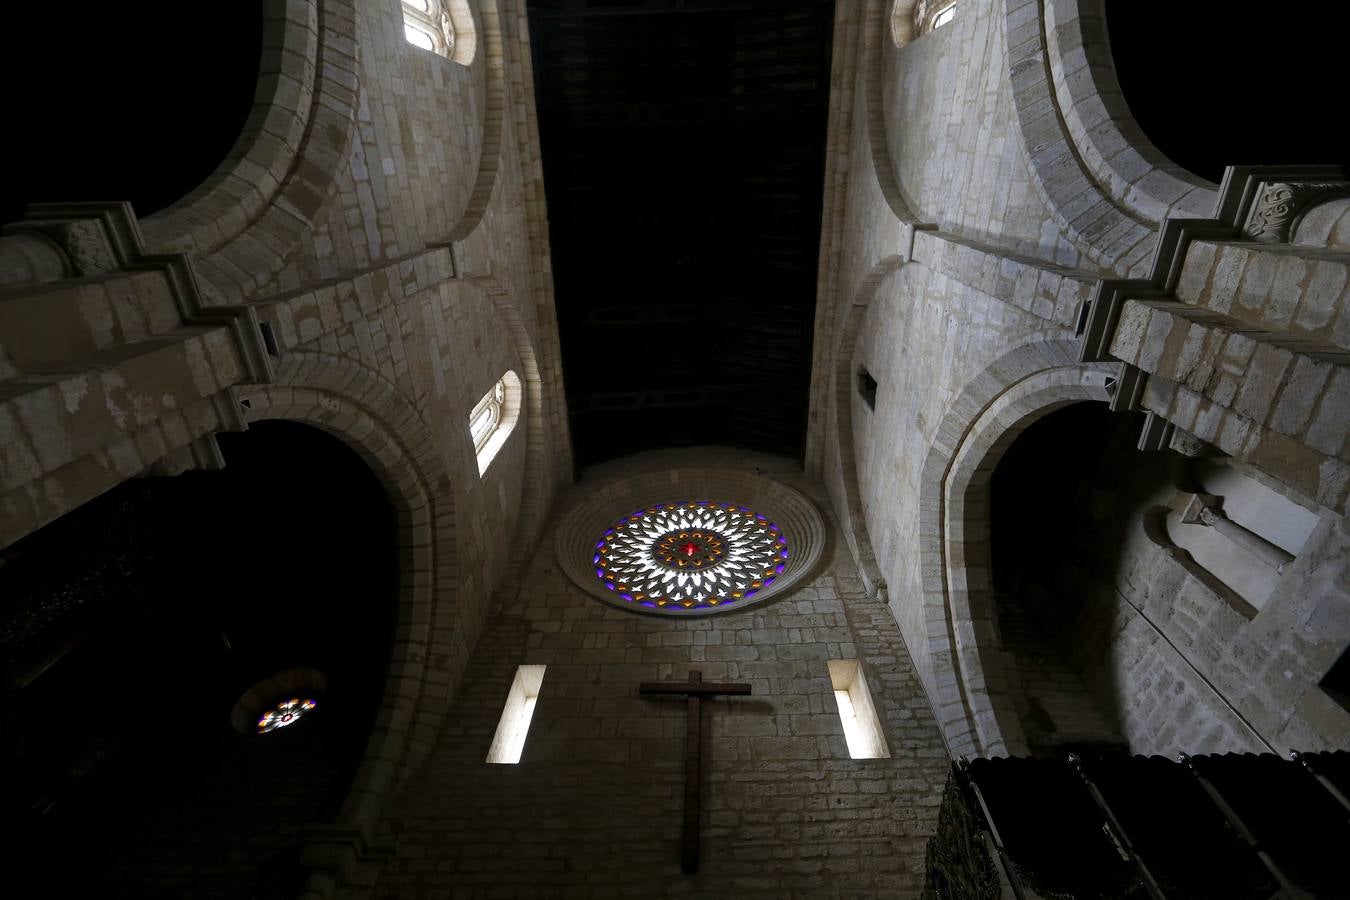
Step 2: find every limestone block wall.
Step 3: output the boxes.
[252,0,492,295]
[136,0,498,305]
[1057,459,1350,755]
[992,596,1124,753]
[811,1,1350,760]
[884,2,1080,266]
[848,242,1086,728]
[880,0,1218,278]
[373,450,951,898]
[252,262,528,618]
[0,2,569,893]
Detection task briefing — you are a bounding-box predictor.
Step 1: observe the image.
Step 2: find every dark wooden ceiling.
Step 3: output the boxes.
[526,0,835,469]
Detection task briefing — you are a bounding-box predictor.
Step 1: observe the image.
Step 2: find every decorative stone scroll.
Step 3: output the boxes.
[1243,181,1350,244]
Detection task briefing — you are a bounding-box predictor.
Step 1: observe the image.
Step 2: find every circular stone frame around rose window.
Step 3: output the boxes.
[553,469,826,617]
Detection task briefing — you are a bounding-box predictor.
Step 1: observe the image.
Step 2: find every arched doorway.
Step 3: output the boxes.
[988,402,1145,756]
[3,420,398,897]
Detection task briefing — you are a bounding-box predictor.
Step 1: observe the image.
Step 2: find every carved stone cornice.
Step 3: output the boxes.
[1076,165,1348,378]
[8,201,275,385]
[1242,181,1350,243]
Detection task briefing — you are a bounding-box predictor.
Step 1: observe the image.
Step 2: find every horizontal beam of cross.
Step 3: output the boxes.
[639,680,752,696]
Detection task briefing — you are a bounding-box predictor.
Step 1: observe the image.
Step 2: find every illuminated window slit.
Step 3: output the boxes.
[487,665,546,764]
[828,659,889,759]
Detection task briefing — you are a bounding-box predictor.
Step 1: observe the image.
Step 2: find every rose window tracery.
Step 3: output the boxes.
[593,501,789,611]
[256,697,317,733]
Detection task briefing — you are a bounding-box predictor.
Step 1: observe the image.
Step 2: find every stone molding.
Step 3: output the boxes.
[439,0,507,244]
[888,0,922,47]
[1077,165,1348,363]
[1041,0,1216,225]
[1243,181,1350,244]
[866,0,925,227]
[825,254,907,597]
[1003,0,1157,277]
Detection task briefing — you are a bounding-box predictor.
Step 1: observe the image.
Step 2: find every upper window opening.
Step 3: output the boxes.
[401,0,455,58]
[400,0,476,65]
[471,370,522,476]
[911,0,956,34]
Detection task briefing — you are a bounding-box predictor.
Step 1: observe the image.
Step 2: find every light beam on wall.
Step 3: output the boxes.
[828,659,890,759]
[486,664,546,764]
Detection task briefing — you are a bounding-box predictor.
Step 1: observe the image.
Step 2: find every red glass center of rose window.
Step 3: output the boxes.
[680,541,699,557]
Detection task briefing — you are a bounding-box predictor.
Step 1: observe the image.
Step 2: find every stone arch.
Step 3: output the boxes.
[1042,0,1216,221]
[238,353,463,830]
[140,0,360,303]
[888,0,921,47]
[476,280,553,570]
[831,255,906,595]
[442,0,507,243]
[866,0,922,225]
[917,340,1112,756]
[1001,0,1201,277]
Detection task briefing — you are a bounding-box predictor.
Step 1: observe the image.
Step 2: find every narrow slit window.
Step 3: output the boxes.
[470,370,522,476]
[857,367,878,411]
[828,659,890,759]
[1320,645,1350,715]
[932,4,956,30]
[487,664,546,764]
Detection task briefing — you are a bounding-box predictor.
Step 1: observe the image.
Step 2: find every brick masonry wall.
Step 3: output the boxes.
[373,453,951,898]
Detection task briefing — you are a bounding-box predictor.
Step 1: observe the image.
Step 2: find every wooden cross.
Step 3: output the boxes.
[639,670,752,873]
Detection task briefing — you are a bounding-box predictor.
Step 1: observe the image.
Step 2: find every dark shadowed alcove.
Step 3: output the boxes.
[0,1,264,225]
[1105,1,1350,184]
[988,402,1144,756]
[3,421,397,898]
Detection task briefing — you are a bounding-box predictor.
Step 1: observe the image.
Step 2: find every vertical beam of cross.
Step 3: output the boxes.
[639,670,752,873]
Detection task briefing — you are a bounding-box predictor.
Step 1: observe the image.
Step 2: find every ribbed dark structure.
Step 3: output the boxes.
[925,752,1350,899]
[526,0,834,467]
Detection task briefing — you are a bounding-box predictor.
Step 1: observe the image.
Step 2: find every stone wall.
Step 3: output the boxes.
[374,450,951,897]
[0,2,570,893]
[809,0,1350,760]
